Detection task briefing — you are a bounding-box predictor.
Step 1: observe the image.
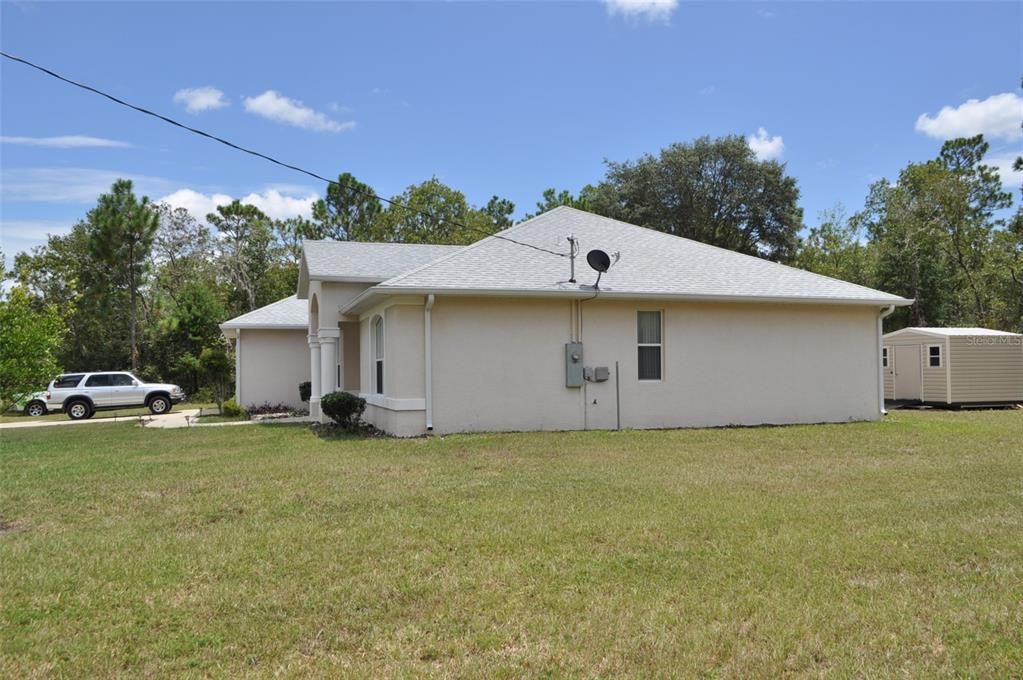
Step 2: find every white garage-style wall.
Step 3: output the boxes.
[356,295,882,436]
[236,329,311,409]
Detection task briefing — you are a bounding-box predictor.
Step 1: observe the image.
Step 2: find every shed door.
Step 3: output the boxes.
[894,345,922,400]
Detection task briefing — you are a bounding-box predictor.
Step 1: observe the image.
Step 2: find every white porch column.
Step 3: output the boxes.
[318,329,339,423]
[308,335,321,418]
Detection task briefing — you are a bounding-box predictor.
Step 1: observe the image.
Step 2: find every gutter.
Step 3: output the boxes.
[341,286,914,317]
[877,305,896,416]
[424,294,435,432]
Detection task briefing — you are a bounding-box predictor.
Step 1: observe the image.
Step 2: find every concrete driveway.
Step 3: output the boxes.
[0,409,201,430]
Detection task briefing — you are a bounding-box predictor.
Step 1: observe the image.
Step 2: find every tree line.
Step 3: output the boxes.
[1,132,1020,410]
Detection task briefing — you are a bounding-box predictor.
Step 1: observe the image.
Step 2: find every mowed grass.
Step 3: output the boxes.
[1,412,1021,677]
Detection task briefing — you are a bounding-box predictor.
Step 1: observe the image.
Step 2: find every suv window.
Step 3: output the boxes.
[54,374,85,388]
[85,374,112,387]
[109,374,135,387]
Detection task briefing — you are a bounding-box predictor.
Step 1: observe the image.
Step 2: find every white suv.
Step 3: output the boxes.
[44,372,185,420]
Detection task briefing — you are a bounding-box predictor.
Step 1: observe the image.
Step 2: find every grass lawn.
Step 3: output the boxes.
[1,411,1021,677]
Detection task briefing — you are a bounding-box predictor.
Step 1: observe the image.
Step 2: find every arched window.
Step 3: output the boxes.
[373,315,384,395]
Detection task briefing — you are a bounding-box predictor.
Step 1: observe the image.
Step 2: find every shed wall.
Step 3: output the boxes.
[949,335,1023,402]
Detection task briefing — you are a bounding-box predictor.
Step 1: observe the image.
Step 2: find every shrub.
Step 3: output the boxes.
[221,398,244,418]
[299,381,311,403]
[320,391,366,430]
[191,386,214,404]
[245,402,293,416]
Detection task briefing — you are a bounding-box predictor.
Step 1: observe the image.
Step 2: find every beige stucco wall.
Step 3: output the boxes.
[237,329,311,409]
[357,296,883,436]
[882,331,949,402]
[949,335,1023,402]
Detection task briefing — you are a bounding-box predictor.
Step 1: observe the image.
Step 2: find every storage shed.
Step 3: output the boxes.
[882,327,1023,405]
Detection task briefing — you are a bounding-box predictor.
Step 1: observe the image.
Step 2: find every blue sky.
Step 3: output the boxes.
[2,1,1021,267]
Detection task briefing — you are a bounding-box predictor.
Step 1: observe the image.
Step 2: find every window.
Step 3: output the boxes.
[54,374,84,388]
[882,346,889,368]
[110,374,135,387]
[928,345,942,368]
[373,316,384,395]
[637,310,662,381]
[85,374,111,387]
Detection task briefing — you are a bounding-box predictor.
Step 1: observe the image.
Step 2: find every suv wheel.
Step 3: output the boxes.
[148,396,171,415]
[66,400,91,420]
[24,401,47,417]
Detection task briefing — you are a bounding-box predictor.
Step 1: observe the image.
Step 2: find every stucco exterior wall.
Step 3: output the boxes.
[422,297,881,435]
[949,335,1023,402]
[237,328,310,409]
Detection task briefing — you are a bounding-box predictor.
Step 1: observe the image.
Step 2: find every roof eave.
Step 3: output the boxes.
[341,285,913,316]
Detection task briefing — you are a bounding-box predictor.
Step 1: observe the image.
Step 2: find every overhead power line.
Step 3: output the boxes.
[1,50,566,259]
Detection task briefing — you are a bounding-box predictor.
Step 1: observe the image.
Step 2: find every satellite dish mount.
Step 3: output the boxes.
[586,249,619,289]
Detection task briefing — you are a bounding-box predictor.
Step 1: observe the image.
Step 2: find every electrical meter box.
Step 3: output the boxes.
[565,342,584,388]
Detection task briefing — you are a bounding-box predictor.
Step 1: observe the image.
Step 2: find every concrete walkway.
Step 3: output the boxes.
[1,409,311,431]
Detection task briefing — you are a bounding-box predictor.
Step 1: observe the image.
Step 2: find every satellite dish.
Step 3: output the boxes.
[586,249,611,273]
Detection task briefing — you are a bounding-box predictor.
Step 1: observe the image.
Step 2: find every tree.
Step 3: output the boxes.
[151,203,217,302]
[0,287,65,413]
[795,205,874,286]
[199,344,233,412]
[482,195,515,228]
[591,136,804,261]
[154,282,226,392]
[207,201,273,314]
[524,186,599,219]
[310,172,382,241]
[88,180,159,370]
[370,178,501,245]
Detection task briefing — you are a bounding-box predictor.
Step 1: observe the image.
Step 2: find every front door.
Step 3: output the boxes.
[893,345,922,400]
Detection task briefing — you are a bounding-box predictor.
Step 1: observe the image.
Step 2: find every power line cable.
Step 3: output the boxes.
[0,50,566,259]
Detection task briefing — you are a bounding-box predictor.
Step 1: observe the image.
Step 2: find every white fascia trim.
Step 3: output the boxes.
[220,324,309,330]
[883,327,944,340]
[343,286,913,315]
[360,393,426,411]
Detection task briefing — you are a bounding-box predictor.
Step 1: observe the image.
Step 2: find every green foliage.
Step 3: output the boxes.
[207,200,274,314]
[199,345,234,411]
[524,186,598,219]
[592,135,804,261]
[319,390,366,430]
[0,287,65,412]
[370,178,507,245]
[220,398,243,418]
[795,205,874,286]
[310,172,382,241]
[88,180,159,370]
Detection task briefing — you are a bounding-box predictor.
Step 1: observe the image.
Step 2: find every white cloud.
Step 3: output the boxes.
[747,127,785,161]
[605,0,678,22]
[985,152,1023,189]
[243,90,355,133]
[1,135,130,149]
[173,86,229,114]
[0,167,176,203]
[157,188,317,221]
[915,92,1023,142]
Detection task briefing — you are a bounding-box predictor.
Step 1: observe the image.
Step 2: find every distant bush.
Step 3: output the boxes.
[221,398,244,418]
[299,381,311,403]
[320,391,366,430]
[191,387,214,404]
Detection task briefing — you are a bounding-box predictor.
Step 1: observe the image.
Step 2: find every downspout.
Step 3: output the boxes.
[877,305,895,416]
[235,329,242,404]
[425,294,435,432]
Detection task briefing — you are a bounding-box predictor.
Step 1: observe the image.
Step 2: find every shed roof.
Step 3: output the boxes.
[220,295,308,336]
[885,327,1022,338]
[344,207,912,313]
[297,241,461,297]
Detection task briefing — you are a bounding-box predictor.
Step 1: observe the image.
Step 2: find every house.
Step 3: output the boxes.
[222,207,912,434]
[883,327,1023,405]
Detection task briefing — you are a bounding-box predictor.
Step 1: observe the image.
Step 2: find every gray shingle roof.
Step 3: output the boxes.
[297,241,462,298]
[221,295,308,330]
[348,207,911,309]
[887,327,1022,337]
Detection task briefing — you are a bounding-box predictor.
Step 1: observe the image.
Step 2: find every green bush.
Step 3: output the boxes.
[320,391,366,430]
[221,398,244,418]
[191,386,214,404]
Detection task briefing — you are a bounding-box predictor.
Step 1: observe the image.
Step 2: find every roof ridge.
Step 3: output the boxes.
[301,239,462,248]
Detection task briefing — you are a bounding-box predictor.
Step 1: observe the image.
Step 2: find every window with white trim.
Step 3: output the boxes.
[927,344,942,368]
[637,310,662,381]
[882,346,889,368]
[373,316,384,394]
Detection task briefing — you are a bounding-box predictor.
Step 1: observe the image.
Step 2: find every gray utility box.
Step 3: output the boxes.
[585,366,610,382]
[565,342,584,388]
